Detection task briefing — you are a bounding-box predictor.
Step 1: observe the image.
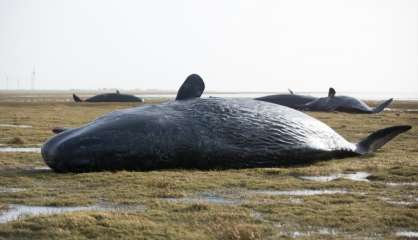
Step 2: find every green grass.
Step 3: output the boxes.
[0,99,417,239]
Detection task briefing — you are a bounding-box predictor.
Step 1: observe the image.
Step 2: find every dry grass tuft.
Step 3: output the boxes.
[6,137,25,145]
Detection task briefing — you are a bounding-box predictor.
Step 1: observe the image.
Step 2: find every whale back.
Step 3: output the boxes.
[109,98,356,167]
[255,94,317,109]
[301,96,372,113]
[175,98,353,153]
[86,93,142,102]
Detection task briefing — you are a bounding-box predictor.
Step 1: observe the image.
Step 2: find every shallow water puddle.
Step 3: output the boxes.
[386,200,417,206]
[386,182,418,187]
[164,193,241,205]
[278,228,339,238]
[300,172,370,182]
[0,124,32,128]
[32,166,51,171]
[0,203,145,223]
[0,147,41,153]
[252,189,349,196]
[0,187,25,193]
[0,205,95,223]
[396,231,418,238]
[380,197,418,206]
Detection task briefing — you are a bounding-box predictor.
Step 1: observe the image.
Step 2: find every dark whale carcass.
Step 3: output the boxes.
[72,90,143,102]
[42,74,410,172]
[299,88,393,113]
[255,89,317,109]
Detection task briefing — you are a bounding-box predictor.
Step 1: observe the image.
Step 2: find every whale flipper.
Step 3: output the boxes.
[175,74,205,100]
[52,127,70,134]
[372,98,393,113]
[73,94,83,102]
[355,125,411,154]
[328,88,336,97]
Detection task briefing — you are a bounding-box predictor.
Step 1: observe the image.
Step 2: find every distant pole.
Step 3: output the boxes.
[31,66,35,90]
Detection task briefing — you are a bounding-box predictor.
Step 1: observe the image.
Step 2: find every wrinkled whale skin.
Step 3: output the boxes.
[42,98,358,172]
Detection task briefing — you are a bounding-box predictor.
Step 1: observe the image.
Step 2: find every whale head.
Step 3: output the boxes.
[42,74,205,172]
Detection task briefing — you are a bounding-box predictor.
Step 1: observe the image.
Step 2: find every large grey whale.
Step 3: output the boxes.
[72,90,143,103]
[299,88,393,113]
[42,75,410,172]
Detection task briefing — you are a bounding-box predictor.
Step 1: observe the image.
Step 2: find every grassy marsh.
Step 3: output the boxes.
[0,97,417,239]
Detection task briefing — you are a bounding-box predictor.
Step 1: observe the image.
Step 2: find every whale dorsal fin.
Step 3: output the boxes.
[328,88,336,98]
[175,74,205,100]
[116,90,120,94]
[73,94,83,102]
[288,89,294,95]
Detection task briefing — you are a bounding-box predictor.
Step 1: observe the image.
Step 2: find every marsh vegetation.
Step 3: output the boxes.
[0,97,416,239]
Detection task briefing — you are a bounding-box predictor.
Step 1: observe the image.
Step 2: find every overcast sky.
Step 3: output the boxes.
[0,0,417,92]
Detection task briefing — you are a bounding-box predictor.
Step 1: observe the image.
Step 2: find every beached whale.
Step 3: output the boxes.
[72,90,143,102]
[255,89,317,109]
[299,88,393,113]
[42,74,410,172]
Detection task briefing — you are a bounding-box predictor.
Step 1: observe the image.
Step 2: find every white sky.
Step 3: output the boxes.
[0,0,417,92]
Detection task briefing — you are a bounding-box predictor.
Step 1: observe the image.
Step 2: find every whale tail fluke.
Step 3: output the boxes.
[73,94,83,102]
[372,98,393,113]
[355,125,411,155]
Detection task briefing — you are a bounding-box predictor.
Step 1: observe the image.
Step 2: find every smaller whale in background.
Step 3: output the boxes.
[72,90,144,103]
[300,88,393,113]
[255,89,317,109]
